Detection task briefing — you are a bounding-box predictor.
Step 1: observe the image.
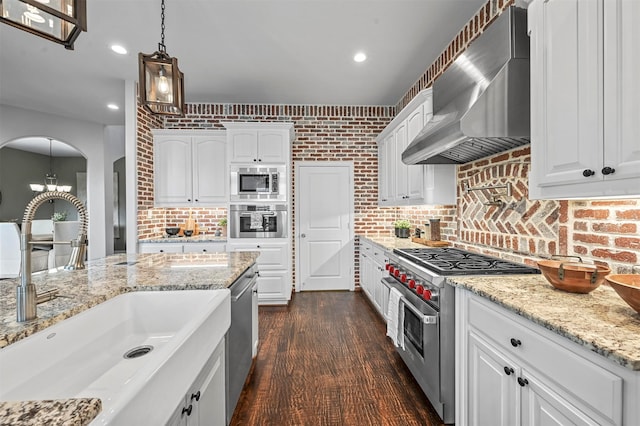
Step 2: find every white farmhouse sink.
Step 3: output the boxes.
[0,290,231,425]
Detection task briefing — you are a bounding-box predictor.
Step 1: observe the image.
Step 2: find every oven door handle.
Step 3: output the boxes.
[401,298,438,325]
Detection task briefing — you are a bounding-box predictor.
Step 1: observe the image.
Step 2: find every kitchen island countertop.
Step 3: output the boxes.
[0,251,258,425]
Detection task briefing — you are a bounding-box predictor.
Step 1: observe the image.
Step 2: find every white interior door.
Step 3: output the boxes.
[296,162,354,291]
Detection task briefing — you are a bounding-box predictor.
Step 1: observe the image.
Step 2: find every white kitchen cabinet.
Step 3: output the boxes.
[528,0,640,199]
[167,339,226,426]
[457,289,627,426]
[223,122,294,164]
[227,240,291,305]
[153,130,228,206]
[359,238,390,318]
[138,241,226,254]
[377,89,456,206]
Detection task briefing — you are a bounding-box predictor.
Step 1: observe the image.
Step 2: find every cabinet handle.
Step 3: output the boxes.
[182,404,193,416]
[503,366,514,376]
[582,169,595,177]
[510,338,522,347]
[517,377,529,387]
[601,166,616,175]
[191,391,201,402]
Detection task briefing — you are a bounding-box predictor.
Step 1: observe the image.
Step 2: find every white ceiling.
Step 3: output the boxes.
[0,0,487,127]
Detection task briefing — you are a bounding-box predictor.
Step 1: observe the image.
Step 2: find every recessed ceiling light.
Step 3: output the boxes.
[107,103,119,110]
[111,44,127,55]
[353,52,367,63]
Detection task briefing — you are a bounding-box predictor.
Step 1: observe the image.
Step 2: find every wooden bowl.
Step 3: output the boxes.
[537,260,611,294]
[605,274,640,314]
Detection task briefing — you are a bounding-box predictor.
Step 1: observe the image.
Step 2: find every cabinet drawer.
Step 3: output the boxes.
[468,296,622,424]
[139,243,183,254]
[183,243,226,253]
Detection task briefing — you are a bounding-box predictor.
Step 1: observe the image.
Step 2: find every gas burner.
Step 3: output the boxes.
[393,247,540,276]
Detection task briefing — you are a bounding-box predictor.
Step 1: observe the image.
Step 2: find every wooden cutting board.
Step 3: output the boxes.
[411,237,451,247]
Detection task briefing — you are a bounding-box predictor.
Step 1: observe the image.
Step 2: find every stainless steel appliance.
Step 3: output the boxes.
[383,247,539,424]
[230,165,286,201]
[402,6,530,165]
[229,204,288,239]
[226,264,258,424]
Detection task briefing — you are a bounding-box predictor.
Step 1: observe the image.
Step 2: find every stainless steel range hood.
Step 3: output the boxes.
[402,6,530,165]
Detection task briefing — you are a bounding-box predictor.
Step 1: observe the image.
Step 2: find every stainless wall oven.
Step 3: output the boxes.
[229,204,288,239]
[230,165,286,202]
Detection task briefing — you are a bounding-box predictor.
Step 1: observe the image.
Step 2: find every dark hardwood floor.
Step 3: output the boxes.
[230,291,446,426]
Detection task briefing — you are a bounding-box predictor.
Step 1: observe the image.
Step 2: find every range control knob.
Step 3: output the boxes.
[408,279,416,289]
[422,289,432,300]
[400,274,407,283]
[416,285,424,295]
[394,269,400,277]
[385,263,391,271]
[388,266,395,274]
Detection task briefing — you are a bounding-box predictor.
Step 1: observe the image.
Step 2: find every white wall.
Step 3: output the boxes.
[0,104,117,260]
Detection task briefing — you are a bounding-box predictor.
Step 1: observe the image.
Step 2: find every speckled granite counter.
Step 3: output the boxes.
[0,251,258,425]
[449,274,640,370]
[359,235,428,250]
[139,234,227,243]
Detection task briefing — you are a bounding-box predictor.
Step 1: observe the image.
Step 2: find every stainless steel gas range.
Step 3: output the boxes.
[383,247,539,424]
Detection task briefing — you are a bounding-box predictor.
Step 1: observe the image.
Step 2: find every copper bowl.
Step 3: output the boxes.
[537,260,611,294]
[605,274,640,314]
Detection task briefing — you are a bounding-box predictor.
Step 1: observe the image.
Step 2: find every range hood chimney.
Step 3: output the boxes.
[402,6,530,165]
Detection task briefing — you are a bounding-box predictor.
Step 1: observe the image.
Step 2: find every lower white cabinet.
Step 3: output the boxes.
[456,289,636,426]
[359,239,389,318]
[227,240,291,305]
[167,339,226,426]
[139,242,226,254]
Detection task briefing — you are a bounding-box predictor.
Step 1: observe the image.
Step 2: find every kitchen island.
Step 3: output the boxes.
[0,251,258,425]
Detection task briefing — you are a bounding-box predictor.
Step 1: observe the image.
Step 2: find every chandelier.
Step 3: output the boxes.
[0,0,87,50]
[30,138,72,193]
[138,0,185,116]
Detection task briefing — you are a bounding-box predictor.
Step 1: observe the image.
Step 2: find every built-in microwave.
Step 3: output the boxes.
[230,165,286,201]
[229,204,288,239]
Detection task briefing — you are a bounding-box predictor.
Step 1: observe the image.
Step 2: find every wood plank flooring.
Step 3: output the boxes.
[230,291,446,426]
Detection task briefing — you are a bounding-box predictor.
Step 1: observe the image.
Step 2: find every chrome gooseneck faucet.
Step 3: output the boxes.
[17,191,88,322]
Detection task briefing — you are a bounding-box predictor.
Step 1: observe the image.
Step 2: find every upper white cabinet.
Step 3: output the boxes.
[528,0,640,199]
[223,122,294,164]
[153,130,227,207]
[377,89,456,206]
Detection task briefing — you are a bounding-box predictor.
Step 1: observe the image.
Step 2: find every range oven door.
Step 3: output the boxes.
[229,204,288,239]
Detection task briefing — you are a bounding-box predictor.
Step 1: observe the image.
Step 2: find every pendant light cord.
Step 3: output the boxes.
[158,0,166,53]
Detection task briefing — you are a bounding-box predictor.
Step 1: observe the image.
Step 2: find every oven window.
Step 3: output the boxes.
[403,306,424,357]
[239,174,270,193]
[239,215,279,233]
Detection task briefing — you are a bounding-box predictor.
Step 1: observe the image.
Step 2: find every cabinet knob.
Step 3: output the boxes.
[258,158,262,162]
[191,391,201,402]
[195,198,199,202]
[202,249,207,252]
[253,158,257,162]
[182,404,193,416]
[601,166,616,175]
[159,249,164,253]
[187,198,192,202]
[582,169,595,177]
[510,338,522,347]
[517,377,529,387]
[503,366,514,376]
[256,245,261,248]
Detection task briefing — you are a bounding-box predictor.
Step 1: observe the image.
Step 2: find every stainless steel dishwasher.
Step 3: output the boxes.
[226,264,258,424]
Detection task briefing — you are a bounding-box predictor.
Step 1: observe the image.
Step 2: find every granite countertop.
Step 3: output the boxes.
[449,274,640,371]
[0,251,258,425]
[139,234,227,243]
[359,235,428,250]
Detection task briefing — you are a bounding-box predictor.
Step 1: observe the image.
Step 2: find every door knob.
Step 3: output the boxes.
[301,233,306,238]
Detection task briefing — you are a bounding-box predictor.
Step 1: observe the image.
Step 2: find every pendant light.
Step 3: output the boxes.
[0,0,87,50]
[138,0,185,116]
[29,138,72,193]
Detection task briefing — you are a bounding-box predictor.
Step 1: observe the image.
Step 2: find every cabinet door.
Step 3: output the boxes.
[227,242,288,269]
[192,136,227,205]
[255,270,290,304]
[191,343,226,426]
[374,261,389,319]
[529,0,602,188]
[521,367,600,426]
[394,121,409,201]
[154,136,193,205]
[406,106,426,201]
[229,130,259,163]
[467,331,518,426]
[257,130,287,163]
[378,135,394,205]
[603,0,640,183]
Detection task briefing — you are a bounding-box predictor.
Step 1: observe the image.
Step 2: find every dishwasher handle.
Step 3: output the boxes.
[231,267,258,301]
